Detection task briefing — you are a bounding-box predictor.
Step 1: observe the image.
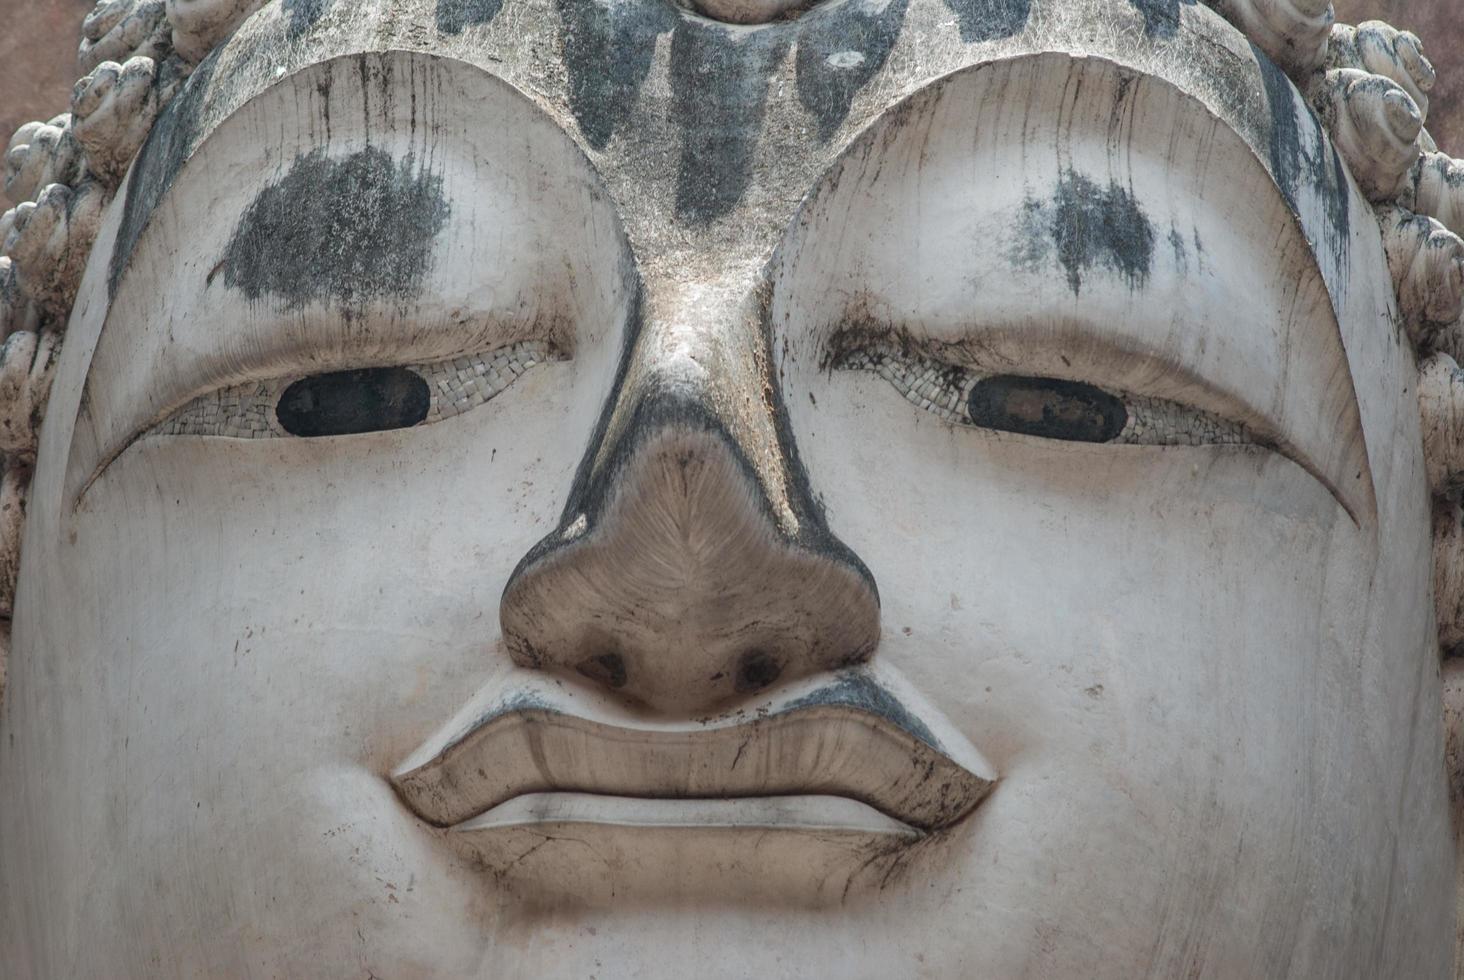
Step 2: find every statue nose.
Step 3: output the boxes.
[498,391,881,715]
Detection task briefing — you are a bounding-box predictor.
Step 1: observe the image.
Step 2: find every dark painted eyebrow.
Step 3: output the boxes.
[218,147,452,315]
[1006,169,1157,296]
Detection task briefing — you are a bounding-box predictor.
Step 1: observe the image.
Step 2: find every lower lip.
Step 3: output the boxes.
[442,792,924,905]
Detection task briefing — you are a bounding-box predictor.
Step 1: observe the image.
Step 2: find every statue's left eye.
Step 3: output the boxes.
[964,375,1128,443]
[275,367,432,437]
[835,343,1257,448]
[149,340,559,440]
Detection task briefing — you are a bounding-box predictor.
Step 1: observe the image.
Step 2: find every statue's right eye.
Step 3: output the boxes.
[147,340,560,441]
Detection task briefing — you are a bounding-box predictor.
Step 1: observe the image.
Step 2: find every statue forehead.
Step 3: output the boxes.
[107,0,1349,292]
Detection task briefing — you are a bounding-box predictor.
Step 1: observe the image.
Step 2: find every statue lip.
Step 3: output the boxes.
[390,662,997,835]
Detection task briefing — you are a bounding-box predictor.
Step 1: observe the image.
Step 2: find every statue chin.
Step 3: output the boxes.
[0,0,1458,976]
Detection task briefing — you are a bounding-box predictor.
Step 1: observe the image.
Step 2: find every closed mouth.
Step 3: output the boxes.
[391,661,997,837]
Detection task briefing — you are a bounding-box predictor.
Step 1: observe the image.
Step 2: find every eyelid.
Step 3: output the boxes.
[836,342,1260,449]
[67,340,563,502]
[72,308,576,499]
[827,332,1366,522]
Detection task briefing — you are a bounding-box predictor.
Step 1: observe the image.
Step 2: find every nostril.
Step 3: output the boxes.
[576,653,628,689]
[735,650,783,693]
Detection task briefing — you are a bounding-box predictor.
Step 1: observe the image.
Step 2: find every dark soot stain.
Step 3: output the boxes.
[1013,170,1155,295]
[670,20,789,224]
[110,47,220,298]
[1254,44,1349,276]
[555,0,675,150]
[942,0,1030,43]
[577,652,628,689]
[794,0,909,141]
[222,146,449,312]
[435,0,503,34]
[276,367,431,437]
[785,671,941,750]
[1256,49,1304,210]
[1125,0,1195,39]
[735,650,783,692]
[967,376,1127,443]
[282,0,329,37]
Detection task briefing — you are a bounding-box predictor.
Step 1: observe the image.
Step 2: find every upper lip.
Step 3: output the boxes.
[391,661,997,833]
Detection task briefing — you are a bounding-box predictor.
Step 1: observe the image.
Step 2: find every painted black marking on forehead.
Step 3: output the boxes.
[1254,46,1351,283]
[436,0,506,36]
[670,20,790,223]
[795,0,910,141]
[1010,170,1156,295]
[556,0,915,175]
[1127,0,1197,40]
[556,0,677,151]
[220,147,450,313]
[942,0,1029,43]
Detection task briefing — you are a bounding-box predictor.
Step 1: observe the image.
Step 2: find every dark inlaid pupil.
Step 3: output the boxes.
[966,375,1127,443]
[276,367,431,437]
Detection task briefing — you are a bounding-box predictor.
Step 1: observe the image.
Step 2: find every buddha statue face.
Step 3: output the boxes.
[0,0,1454,975]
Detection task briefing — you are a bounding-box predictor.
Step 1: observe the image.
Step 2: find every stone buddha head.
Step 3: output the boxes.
[2,0,1462,974]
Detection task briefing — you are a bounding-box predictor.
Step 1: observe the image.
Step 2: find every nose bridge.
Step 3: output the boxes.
[498,277,881,714]
[571,278,804,534]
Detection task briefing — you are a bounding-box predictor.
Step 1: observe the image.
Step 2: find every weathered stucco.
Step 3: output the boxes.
[1,0,1463,975]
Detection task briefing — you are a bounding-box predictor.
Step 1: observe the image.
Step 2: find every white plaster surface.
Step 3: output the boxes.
[0,1,1454,977]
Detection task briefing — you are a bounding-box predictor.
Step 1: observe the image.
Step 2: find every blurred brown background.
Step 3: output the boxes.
[1336,0,1464,150]
[1,0,93,143]
[0,0,1461,154]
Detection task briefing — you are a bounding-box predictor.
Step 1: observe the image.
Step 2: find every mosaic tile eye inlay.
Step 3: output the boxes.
[149,340,560,440]
[835,345,1257,447]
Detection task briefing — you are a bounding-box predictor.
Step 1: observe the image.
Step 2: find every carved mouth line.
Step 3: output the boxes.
[391,664,997,835]
[456,792,921,841]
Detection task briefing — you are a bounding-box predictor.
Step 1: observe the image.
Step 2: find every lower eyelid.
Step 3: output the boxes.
[838,348,975,426]
[148,340,559,441]
[415,342,556,425]
[1118,394,1253,447]
[152,381,280,439]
